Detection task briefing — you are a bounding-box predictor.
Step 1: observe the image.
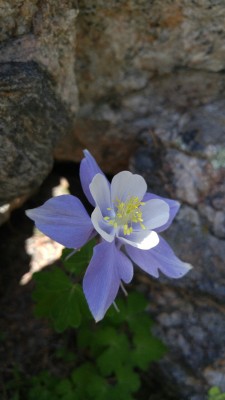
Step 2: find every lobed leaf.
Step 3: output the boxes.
[131,333,167,370]
[32,268,89,331]
[62,239,96,275]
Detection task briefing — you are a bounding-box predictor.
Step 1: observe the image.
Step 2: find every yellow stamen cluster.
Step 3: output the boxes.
[104,196,146,235]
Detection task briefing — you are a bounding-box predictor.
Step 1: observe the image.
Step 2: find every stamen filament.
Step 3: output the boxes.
[113,301,120,313]
[120,282,128,296]
[103,196,146,236]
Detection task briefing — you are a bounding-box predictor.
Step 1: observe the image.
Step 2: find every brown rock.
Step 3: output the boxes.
[54,0,225,172]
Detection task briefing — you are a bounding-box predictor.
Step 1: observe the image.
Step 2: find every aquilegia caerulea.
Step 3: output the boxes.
[26,150,191,321]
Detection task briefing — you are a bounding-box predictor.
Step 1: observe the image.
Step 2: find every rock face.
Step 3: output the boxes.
[0,62,71,204]
[55,0,225,172]
[1,1,225,398]
[0,0,78,221]
[131,131,225,399]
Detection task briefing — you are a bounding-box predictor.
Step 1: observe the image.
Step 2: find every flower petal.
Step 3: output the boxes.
[91,206,115,242]
[80,149,107,206]
[111,171,147,203]
[90,173,112,215]
[118,229,159,250]
[83,241,133,322]
[141,199,169,230]
[26,195,94,249]
[143,193,180,232]
[125,236,192,279]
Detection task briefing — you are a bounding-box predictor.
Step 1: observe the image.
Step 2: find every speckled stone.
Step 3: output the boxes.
[54,0,225,174]
[0,0,79,111]
[0,62,72,205]
[131,134,225,398]
[0,0,78,214]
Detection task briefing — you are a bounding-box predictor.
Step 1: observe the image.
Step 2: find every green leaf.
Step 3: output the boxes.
[32,268,87,331]
[208,386,225,400]
[97,346,124,376]
[54,347,76,363]
[72,362,111,400]
[93,326,119,348]
[131,333,167,370]
[71,363,94,398]
[96,328,130,376]
[62,239,96,275]
[106,291,151,329]
[55,379,74,399]
[105,291,166,370]
[84,364,140,400]
[28,371,58,400]
[208,386,221,396]
[116,365,141,393]
[78,325,118,355]
[76,324,93,349]
[86,374,110,400]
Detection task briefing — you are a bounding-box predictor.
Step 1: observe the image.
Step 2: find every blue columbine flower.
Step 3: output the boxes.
[26,150,191,322]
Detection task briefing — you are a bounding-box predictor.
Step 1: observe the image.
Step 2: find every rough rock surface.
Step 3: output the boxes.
[0,0,78,219]
[0,62,72,204]
[55,0,225,171]
[0,0,78,111]
[131,132,225,399]
[1,1,225,398]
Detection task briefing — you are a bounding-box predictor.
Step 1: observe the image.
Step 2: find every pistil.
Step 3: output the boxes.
[104,196,146,235]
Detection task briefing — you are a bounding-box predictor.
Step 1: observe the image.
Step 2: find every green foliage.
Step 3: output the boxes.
[17,291,166,400]
[32,240,95,332]
[28,239,166,400]
[28,372,59,400]
[32,268,88,332]
[62,239,95,276]
[208,386,225,400]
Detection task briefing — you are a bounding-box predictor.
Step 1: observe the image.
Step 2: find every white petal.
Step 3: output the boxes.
[90,173,111,213]
[141,199,170,230]
[91,206,115,242]
[111,171,147,203]
[118,230,159,250]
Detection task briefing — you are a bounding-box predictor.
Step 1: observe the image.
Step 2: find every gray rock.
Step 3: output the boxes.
[0,62,72,205]
[0,0,79,112]
[131,136,225,398]
[0,0,78,213]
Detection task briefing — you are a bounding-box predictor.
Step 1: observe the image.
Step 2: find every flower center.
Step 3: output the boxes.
[104,196,146,235]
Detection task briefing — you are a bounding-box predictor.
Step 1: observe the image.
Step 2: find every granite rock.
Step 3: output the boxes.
[55,0,225,174]
[0,0,79,111]
[131,135,225,398]
[0,0,78,214]
[0,62,72,206]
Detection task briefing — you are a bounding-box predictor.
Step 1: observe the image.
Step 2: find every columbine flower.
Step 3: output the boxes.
[26,150,191,322]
